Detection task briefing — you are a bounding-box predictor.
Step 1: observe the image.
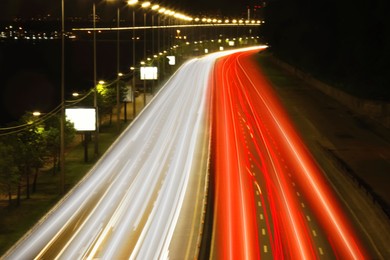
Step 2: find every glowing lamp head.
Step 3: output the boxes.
[141,1,151,8]
[127,0,138,5]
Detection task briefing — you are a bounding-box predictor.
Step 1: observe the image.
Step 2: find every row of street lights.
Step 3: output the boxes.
[59,0,262,194]
[59,0,193,194]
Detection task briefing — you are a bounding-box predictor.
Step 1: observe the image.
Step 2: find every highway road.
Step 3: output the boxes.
[3,46,262,260]
[211,50,367,259]
[4,46,377,259]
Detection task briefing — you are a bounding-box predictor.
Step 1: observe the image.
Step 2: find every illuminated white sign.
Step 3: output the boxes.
[167,56,176,65]
[66,108,96,131]
[140,66,158,80]
[228,41,235,46]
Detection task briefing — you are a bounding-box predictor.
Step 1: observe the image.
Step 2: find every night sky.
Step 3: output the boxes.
[262,0,390,100]
[0,0,251,20]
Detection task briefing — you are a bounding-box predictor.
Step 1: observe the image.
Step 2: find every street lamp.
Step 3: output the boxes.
[32,111,42,117]
[128,0,138,119]
[141,2,150,107]
[93,2,99,156]
[60,0,65,194]
[116,6,121,132]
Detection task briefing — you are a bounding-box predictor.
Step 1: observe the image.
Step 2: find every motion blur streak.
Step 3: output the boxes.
[3,46,264,260]
[212,49,366,259]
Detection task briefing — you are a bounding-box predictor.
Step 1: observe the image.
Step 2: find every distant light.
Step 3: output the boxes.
[141,1,151,8]
[127,0,138,5]
[32,111,41,116]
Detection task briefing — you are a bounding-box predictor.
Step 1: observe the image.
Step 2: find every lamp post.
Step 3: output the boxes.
[141,2,150,107]
[151,5,159,61]
[116,7,121,133]
[128,0,138,120]
[93,2,99,156]
[60,0,65,194]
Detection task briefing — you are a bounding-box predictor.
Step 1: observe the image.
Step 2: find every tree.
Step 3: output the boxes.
[0,140,20,207]
[96,80,127,126]
[12,114,46,202]
[42,114,76,176]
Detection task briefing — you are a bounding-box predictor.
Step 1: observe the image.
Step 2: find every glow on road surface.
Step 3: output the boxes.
[3,47,262,260]
[211,49,367,259]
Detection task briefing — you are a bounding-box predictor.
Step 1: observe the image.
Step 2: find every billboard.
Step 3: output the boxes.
[140,66,158,80]
[167,56,176,65]
[65,108,96,131]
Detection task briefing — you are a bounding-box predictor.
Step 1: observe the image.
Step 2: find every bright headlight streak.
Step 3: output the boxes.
[10,157,120,259]
[131,58,213,260]
[100,78,191,258]
[55,157,143,259]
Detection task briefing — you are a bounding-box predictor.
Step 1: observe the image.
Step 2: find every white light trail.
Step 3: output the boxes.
[3,46,265,260]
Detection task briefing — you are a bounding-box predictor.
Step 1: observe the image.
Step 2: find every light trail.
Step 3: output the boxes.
[211,49,367,259]
[3,46,264,260]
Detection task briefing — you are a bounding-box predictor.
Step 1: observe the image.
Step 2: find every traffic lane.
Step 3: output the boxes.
[4,57,213,259]
[235,50,367,259]
[231,52,324,259]
[211,49,316,259]
[167,94,212,259]
[238,108,335,259]
[90,58,215,259]
[211,51,261,260]
[250,54,390,258]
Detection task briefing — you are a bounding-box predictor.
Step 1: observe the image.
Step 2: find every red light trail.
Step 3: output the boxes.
[211,48,367,259]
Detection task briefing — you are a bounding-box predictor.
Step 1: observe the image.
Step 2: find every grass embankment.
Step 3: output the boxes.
[0,122,128,255]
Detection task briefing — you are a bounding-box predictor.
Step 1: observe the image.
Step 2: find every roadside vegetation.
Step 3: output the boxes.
[0,78,128,255]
